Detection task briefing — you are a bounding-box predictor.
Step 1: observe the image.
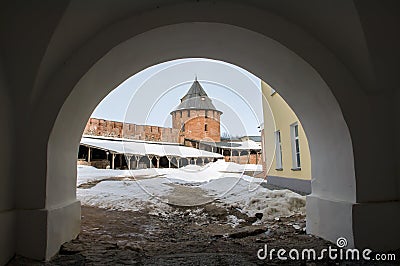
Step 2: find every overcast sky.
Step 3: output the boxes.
[92,58,263,137]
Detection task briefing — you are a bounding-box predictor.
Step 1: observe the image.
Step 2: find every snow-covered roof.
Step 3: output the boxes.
[80,137,224,158]
[239,136,262,142]
[217,140,261,150]
[232,140,262,150]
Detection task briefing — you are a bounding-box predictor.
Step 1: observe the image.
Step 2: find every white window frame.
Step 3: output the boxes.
[290,122,301,170]
[274,130,283,170]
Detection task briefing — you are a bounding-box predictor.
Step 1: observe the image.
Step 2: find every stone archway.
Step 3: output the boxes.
[2,2,398,263]
[44,23,357,260]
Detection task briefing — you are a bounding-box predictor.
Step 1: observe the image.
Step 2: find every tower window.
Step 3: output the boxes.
[205,124,208,131]
[188,110,190,117]
[181,123,185,132]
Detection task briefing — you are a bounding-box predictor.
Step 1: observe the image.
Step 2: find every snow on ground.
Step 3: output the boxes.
[77,177,174,213]
[77,165,132,185]
[77,160,305,222]
[78,160,262,185]
[201,176,305,221]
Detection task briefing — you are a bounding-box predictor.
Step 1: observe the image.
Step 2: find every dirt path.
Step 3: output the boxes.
[7,205,369,266]
[164,183,215,206]
[9,175,400,265]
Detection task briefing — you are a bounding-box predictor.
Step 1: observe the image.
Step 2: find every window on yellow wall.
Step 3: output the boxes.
[274,130,283,170]
[290,122,301,170]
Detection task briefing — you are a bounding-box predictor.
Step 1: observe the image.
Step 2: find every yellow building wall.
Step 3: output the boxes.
[261,81,311,180]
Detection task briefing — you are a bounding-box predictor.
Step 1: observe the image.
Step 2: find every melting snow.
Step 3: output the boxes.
[77,160,305,221]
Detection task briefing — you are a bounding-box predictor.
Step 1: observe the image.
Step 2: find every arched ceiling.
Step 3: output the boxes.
[2,0,396,107]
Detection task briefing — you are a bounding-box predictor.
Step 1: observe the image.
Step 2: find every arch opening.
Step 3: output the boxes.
[45,22,356,260]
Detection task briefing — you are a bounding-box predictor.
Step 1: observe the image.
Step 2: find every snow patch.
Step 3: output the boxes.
[77,161,305,221]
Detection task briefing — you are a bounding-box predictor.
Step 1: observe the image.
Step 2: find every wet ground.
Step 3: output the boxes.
[8,171,399,266]
[9,204,399,265]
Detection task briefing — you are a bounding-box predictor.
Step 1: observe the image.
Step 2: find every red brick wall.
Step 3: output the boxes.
[171,109,221,144]
[224,154,262,164]
[83,118,178,143]
[84,118,123,138]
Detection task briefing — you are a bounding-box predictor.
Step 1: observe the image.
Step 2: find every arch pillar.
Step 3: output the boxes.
[238,150,244,164]
[126,155,132,170]
[154,155,160,168]
[87,147,92,163]
[111,153,116,169]
[166,155,173,168]
[147,155,154,168]
[134,155,141,169]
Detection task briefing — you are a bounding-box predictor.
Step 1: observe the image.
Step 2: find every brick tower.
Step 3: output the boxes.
[171,78,222,144]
